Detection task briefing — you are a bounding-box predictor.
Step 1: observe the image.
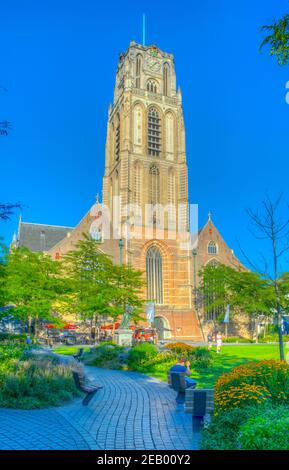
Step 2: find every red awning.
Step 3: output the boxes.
[63,323,77,330]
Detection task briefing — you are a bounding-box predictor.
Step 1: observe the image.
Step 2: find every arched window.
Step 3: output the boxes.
[148,107,161,156]
[163,63,170,96]
[149,165,160,204]
[147,79,157,93]
[136,55,142,89]
[146,246,163,304]
[208,241,217,254]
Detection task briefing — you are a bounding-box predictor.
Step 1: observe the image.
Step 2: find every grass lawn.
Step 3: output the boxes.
[54,343,284,389]
[146,344,283,388]
[53,345,91,356]
[193,344,281,388]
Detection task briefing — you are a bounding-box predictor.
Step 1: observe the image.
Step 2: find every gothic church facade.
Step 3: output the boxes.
[16,42,246,340]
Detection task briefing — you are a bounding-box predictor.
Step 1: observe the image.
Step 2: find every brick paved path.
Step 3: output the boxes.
[0,367,199,450]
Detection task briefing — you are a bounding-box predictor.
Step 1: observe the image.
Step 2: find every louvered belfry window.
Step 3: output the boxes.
[148,107,161,156]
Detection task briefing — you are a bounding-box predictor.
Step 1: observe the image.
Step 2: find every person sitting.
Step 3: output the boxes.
[169,357,197,388]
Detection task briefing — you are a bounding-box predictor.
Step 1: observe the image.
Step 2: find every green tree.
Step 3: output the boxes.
[4,246,65,334]
[62,234,145,336]
[261,13,289,65]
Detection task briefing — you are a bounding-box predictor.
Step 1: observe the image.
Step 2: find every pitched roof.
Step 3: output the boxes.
[17,222,74,252]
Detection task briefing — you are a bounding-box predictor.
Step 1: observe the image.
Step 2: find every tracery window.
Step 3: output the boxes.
[208,241,217,254]
[147,79,157,93]
[146,246,163,304]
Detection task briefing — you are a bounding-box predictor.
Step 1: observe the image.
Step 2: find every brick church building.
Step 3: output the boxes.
[15,42,246,341]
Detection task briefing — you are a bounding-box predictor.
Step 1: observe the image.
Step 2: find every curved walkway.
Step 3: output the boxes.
[0,367,198,450]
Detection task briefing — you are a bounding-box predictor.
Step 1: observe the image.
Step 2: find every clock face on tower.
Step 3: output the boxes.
[146,57,161,72]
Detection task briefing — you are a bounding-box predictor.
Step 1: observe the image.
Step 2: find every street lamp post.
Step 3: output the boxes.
[119,238,124,265]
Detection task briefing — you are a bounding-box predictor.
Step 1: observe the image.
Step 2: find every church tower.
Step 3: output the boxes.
[101,42,202,341]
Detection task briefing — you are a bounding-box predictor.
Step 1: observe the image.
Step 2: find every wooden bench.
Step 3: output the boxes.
[72,371,103,406]
[73,348,84,361]
[185,388,214,432]
[170,372,187,404]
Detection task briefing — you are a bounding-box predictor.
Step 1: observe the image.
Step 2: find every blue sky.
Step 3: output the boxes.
[1,0,289,272]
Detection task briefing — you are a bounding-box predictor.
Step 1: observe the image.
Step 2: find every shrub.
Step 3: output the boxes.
[215,360,289,412]
[84,342,125,369]
[0,333,27,344]
[201,405,257,450]
[215,382,270,412]
[127,343,158,371]
[239,405,289,450]
[0,356,79,409]
[201,403,289,450]
[190,347,213,370]
[223,336,253,343]
[164,342,195,354]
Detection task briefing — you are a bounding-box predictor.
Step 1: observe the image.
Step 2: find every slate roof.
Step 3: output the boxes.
[17,222,74,252]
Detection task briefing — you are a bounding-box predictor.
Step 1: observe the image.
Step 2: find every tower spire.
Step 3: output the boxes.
[142,13,146,46]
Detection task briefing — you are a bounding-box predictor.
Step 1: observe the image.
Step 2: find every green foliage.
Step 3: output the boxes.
[191,347,213,370]
[0,333,28,344]
[201,403,289,450]
[127,343,158,371]
[201,405,256,450]
[84,342,125,369]
[223,336,253,343]
[261,14,289,65]
[62,234,145,323]
[0,341,78,409]
[239,405,289,450]
[2,246,66,328]
[164,342,195,353]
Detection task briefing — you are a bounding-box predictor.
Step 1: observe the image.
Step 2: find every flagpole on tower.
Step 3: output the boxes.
[142,13,146,46]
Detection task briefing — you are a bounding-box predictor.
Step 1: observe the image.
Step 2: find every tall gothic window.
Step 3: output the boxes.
[115,113,120,160]
[136,55,142,89]
[163,63,169,96]
[149,165,160,204]
[208,241,217,254]
[148,107,161,156]
[146,246,163,304]
[147,79,157,93]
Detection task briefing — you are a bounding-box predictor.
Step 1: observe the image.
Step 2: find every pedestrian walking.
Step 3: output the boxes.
[216,331,223,354]
[207,332,213,350]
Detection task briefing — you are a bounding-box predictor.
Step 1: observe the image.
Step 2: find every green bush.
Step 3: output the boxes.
[84,342,125,369]
[201,403,289,450]
[0,333,28,344]
[215,360,289,411]
[239,405,289,450]
[223,336,253,343]
[201,406,256,450]
[127,343,158,371]
[164,342,195,354]
[189,347,213,370]
[0,356,79,409]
